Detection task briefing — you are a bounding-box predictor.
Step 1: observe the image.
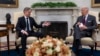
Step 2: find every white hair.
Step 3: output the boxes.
[81,7,89,11]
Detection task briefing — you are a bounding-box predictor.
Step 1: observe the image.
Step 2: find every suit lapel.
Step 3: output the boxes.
[22,16,26,27]
[80,16,83,22]
[85,15,90,25]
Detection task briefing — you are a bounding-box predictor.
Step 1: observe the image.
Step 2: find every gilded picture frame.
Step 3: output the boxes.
[0,0,18,8]
[91,0,100,7]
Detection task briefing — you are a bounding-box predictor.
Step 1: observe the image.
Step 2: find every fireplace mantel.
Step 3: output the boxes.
[32,7,79,34]
[32,7,79,24]
[32,7,79,10]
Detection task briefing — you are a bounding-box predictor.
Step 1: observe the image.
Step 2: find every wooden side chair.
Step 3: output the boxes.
[0,24,10,56]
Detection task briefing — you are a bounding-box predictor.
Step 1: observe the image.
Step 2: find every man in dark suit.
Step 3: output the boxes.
[16,7,50,56]
[73,7,97,55]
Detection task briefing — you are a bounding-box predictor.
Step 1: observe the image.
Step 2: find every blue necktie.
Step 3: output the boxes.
[26,18,29,31]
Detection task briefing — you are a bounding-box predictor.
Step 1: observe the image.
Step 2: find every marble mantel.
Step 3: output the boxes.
[32,7,79,34]
[32,7,79,10]
[32,7,79,23]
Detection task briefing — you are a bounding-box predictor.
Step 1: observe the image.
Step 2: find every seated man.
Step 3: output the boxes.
[16,7,50,56]
[73,7,97,55]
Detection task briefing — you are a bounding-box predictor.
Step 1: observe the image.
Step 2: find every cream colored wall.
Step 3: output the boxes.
[0,0,100,23]
[0,0,100,42]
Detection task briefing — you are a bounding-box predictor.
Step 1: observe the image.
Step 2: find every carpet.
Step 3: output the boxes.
[0,48,100,56]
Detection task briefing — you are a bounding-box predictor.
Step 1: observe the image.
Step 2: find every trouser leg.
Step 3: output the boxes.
[73,26,81,55]
[29,32,44,38]
[20,34,27,56]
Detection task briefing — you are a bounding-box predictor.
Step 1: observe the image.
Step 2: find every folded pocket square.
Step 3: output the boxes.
[88,21,92,22]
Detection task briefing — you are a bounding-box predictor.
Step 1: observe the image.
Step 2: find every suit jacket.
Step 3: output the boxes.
[74,14,97,36]
[16,16,42,34]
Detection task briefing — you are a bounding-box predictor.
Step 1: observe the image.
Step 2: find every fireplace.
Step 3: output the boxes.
[41,21,68,39]
[32,7,79,35]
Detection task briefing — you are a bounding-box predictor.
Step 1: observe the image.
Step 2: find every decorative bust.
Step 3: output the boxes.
[6,13,11,24]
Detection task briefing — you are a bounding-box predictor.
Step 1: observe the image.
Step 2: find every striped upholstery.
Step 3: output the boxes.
[16,36,37,45]
[66,36,94,46]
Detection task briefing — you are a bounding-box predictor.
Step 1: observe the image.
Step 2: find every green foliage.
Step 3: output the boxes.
[31,2,77,8]
[31,2,45,8]
[64,2,77,7]
[44,2,56,8]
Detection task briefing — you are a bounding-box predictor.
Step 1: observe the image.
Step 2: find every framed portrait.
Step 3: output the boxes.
[91,0,100,7]
[0,0,18,8]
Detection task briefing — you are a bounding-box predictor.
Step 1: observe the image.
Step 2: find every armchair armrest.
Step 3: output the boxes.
[69,28,74,36]
[92,29,98,42]
[69,28,98,42]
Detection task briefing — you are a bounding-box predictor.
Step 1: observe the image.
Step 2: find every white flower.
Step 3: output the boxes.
[57,41,62,46]
[35,48,40,52]
[28,44,33,48]
[33,51,39,56]
[42,41,49,47]
[48,42,53,47]
[46,48,53,55]
[35,41,39,43]
[55,45,61,52]
[42,41,53,47]
[47,39,52,42]
[33,48,40,56]
[53,38,58,41]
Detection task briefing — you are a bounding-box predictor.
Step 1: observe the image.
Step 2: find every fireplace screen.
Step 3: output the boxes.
[41,21,68,39]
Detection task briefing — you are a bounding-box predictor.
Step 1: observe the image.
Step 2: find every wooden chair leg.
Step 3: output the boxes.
[90,46,94,56]
[95,42,97,51]
[15,42,20,54]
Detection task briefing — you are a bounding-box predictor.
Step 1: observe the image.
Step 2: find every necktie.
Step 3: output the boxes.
[26,18,29,31]
[82,16,86,25]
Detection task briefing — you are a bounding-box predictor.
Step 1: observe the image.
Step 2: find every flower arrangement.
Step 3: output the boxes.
[26,35,71,56]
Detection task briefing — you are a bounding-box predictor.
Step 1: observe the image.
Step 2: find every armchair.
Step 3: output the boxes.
[66,11,99,54]
[13,11,38,53]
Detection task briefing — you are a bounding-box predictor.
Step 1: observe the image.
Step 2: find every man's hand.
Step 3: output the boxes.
[80,25,88,30]
[21,30,28,35]
[77,22,81,26]
[42,21,51,27]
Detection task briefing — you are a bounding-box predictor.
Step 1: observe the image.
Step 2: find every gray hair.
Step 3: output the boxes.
[81,7,89,11]
[23,7,32,12]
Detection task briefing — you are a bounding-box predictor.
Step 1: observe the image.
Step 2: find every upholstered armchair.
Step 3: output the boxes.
[66,11,99,53]
[13,11,38,53]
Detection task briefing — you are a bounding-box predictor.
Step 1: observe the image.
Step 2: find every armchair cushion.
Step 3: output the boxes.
[16,36,37,45]
[66,36,94,46]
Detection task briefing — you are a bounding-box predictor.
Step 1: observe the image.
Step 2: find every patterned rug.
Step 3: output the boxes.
[0,41,100,56]
[0,41,15,51]
[0,41,100,51]
[0,48,100,56]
